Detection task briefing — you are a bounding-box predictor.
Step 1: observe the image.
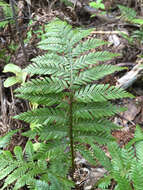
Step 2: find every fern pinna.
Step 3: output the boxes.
[4,19,132,189]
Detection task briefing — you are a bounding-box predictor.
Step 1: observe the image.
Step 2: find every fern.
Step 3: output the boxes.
[0,140,73,190]
[97,125,143,190]
[0,130,18,149]
[0,141,45,190]
[3,19,133,189]
[118,5,136,22]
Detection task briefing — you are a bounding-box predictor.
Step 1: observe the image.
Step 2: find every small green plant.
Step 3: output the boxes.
[0,49,11,64]
[89,0,105,10]
[118,5,143,25]
[2,19,133,189]
[97,125,143,190]
[119,5,143,46]
[0,0,13,28]
[89,0,106,16]
[3,64,27,87]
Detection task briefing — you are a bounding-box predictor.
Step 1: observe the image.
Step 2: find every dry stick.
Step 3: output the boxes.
[116,60,143,90]
[10,0,28,62]
[0,78,8,132]
[115,60,143,125]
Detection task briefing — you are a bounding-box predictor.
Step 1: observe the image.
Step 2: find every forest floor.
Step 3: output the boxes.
[0,0,143,189]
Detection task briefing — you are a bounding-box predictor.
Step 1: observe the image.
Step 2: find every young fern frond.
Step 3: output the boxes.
[10,19,133,188]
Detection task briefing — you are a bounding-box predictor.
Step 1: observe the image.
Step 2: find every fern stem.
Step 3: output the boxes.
[69,93,75,177]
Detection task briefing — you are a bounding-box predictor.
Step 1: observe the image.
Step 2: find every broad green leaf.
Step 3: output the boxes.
[4,77,20,87]
[3,64,21,74]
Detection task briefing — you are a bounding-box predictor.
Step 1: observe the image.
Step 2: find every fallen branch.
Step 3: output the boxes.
[116,60,143,89]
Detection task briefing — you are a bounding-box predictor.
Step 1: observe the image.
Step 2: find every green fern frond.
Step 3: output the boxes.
[15,77,68,94]
[74,51,120,70]
[68,28,93,47]
[75,84,132,102]
[118,5,136,22]
[73,65,124,85]
[16,93,62,106]
[91,144,111,170]
[25,59,70,77]
[113,174,132,190]
[14,107,66,125]
[126,125,143,148]
[108,142,126,174]
[36,126,67,141]
[0,129,18,149]
[34,180,50,190]
[0,140,71,190]
[72,38,107,56]
[97,175,112,189]
[12,19,133,189]
[76,144,97,165]
[135,141,143,164]
[130,162,143,190]
[74,102,126,119]
[75,130,114,145]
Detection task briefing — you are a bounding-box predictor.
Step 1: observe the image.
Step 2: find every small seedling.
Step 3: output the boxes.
[3,64,27,87]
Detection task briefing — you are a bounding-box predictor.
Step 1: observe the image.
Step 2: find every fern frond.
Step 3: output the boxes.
[91,144,111,170]
[126,125,143,148]
[14,146,23,162]
[75,84,132,102]
[108,142,125,173]
[75,130,114,145]
[73,65,124,85]
[16,93,62,106]
[68,28,93,47]
[34,180,50,190]
[76,144,96,165]
[25,59,69,77]
[25,141,35,161]
[74,51,120,70]
[73,118,120,133]
[72,38,107,56]
[118,5,136,22]
[35,125,68,141]
[12,19,133,189]
[0,129,18,149]
[30,53,69,67]
[74,102,126,119]
[97,175,112,189]
[135,141,143,164]
[15,77,68,94]
[113,174,132,190]
[0,140,70,190]
[130,162,143,190]
[14,107,66,125]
